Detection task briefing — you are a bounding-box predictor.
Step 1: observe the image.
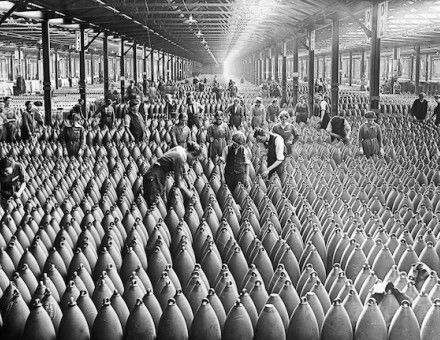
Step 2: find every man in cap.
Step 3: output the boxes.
[251,97,265,129]
[95,98,115,130]
[171,112,192,148]
[33,101,44,128]
[59,111,86,157]
[219,131,251,192]
[143,141,202,208]
[186,93,204,129]
[0,156,28,207]
[226,97,244,130]
[254,128,286,179]
[411,92,428,121]
[326,114,351,145]
[266,98,281,127]
[3,97,18,142]
[124,98,146,142]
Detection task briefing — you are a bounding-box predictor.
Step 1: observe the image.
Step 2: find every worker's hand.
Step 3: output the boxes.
[63,148,68,157]
[78,148,84,157]
[261,170,269,178]
[380,147,384,156]
[359,148,364,155]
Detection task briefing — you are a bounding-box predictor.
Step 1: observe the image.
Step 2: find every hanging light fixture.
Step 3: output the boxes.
[185,14,197,25]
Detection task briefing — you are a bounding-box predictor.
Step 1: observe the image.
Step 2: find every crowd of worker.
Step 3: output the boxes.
[1,74,440,210]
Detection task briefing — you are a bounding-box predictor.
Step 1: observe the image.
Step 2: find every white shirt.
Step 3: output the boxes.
[270,133,286,162]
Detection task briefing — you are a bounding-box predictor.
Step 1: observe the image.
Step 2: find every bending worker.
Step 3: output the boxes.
[143,141,202,208]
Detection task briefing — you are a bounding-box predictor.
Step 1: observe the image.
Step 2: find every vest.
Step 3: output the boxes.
[101,107,113,125]
[64,125,83,155]
[267,134,279,168]
[129,111,146,142]
[331,117,346,139]
[225,144,246,175]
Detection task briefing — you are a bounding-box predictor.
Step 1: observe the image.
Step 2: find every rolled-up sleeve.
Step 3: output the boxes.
[344,120,351,139]
[275,135,285,161]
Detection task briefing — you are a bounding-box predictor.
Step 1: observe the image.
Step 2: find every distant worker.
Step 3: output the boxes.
[207,111,231,162]
[219,131,251,192]
[3,97,18,142]
[326,115,351,145]
[95,99,115,130]
[266,98,281,127]
[171,113,191,148]
[124,99,146,142]
[143,141,202,208]
[226,97,244,130]
[318,95,331,129]
[272,111,299,154]
[59,112,85,157]
[359,111,383,158]
[411,92,428,122]
[294,96,309,124]
[251,97,265,129]
[20,101,36,141]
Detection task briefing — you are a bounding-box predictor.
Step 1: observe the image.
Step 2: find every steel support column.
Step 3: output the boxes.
[133,42,137,84]
[274,45,279,83]
[360,50,366,90]
[292,37,299,107]
[36,46,40,81]
[120,38,125,99]
[79,25,87,117]
[369,0,381,112]
[151,49,155,83]
[103,31,109,98]
[308,31,315,116]
[68,50,72,87]
[268,49,272,81]
[349,51,353,86]
[281,44,287,104]
[162,52,166,80]
[90,49,94,85]
[425,54,429,82]
[143,45,147,95]
[42,18,52,125]
[54,49,59,89]
[331,16,340,115]
[415,45,420,94]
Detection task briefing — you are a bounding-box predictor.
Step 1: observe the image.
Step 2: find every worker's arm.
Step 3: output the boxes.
[14,164,28,198]
[124,115,135,141]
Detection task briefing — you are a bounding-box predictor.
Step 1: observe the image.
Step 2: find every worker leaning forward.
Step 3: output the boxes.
[143,141,202,208]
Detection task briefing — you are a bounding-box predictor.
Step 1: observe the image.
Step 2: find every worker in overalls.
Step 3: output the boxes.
[124,99,147,142]
[3,97,17,142]
[59,112,86,157]
[95,99,115,130]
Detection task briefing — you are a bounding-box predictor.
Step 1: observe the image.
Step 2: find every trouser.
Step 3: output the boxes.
[66,141,81,157]
[225,172,246,193]
[5,123,15,142]
[268,161,285,180]
[296,113,308,124]
[143,164,166,208]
